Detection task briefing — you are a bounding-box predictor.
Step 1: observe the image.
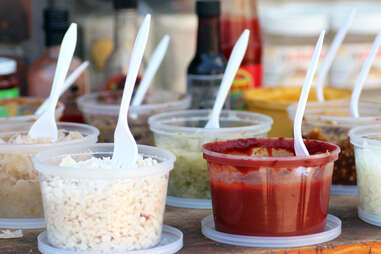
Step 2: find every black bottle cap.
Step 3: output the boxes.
[196,0,220,18]
[113,0,138,10]
[43,8,69,46]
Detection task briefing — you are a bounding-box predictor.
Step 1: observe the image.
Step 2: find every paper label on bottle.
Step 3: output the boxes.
[230,64,262,110]
[0,88,19,99]
[187,74,224,109]
[263,46,326,87]
[330,43,381,89]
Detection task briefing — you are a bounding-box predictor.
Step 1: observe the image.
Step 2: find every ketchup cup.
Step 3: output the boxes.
[202,137,340,236]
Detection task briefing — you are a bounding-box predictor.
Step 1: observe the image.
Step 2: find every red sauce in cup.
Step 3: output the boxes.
[202,138,340,236]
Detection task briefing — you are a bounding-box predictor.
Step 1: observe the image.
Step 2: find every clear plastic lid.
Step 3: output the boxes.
[201,214,341,248]
[149,109,273,138]
[0,97,64,123]
[331,185,358,196]
[287,100,381,128]
[166,196,212,209]
[33,143,175,179]
[358,207,381,227]
[38,225,183,254]
[0,218,45,229]
[77,90,191,116]
[0,122,99,154]
[349,124,381,149]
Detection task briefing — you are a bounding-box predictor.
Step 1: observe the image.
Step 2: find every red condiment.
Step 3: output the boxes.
[220,0,262,109]
[203,138,340,236]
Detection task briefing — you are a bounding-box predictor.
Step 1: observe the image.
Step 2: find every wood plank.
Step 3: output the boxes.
[2,195,381,253]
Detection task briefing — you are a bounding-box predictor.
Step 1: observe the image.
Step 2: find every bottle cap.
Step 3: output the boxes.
[43,8,69,46]
[196,0,221,18]
[113,0,137,10]
[0,57,17,75]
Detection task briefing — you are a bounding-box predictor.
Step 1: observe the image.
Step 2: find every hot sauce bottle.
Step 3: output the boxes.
[27,8,89,123]
[187,0,227,110]
[103,0,141,92]
[221,0,262,109]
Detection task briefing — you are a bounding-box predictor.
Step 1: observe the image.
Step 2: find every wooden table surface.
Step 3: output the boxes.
[2,195,381,254]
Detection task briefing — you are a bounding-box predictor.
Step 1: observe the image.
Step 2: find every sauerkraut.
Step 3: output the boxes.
[355,148,381,215]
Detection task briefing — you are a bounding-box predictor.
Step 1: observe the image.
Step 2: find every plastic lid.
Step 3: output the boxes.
[148,109,273,138]
[0,98,64,124]
[38,225,183,254]
[262,13,328,36]
[77,90,191,117]
[358,207,381,227]
[196,0,220,18]
[349,124,381,149]
[33,143,175,179]
[0,57,16,75]
[113,0,137,10]
[331,185,358,196]
[166,196,212,209]
[201,214,341,248]
[0,122,99,154]
[287,100,381,128]
[0,218,45,229]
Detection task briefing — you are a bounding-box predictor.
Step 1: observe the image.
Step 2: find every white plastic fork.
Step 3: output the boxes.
[35,61,89,115]
[294,31,325,157]
[112,14,151,169]
[316,9,356,102]
[131,35,170,107]
[28,23,77,140]
[350,31,381,118]
[205,29,250,129]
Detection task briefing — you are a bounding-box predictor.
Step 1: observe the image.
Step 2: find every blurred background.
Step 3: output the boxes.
[2,0,381,99]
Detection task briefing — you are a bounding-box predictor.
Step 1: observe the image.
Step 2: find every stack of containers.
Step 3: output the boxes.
[350,125,381,227]
[0,122,99,229]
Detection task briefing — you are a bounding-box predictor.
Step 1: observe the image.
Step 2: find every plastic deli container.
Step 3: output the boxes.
[262,9,328,87]
[288,100,381,195]
[77,90,191,144]
[149,110,273,209]
[33,143,179,253]
[0,97,64,123]
[244,86,350,137]
[202,137,340,237]
[0,122,99,229]
[350,125,381,226]
[330,4,381,90]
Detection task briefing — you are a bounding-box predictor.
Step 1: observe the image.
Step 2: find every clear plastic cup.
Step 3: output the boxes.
[244,86,350,137]
[148,110,273,208]
[0,97,64,124]
[350,124,381,226]
[287,100,381,192]
[33,143,175,252]
[0,122,99,229]
[77,89,191,144]
[202,137,340,236]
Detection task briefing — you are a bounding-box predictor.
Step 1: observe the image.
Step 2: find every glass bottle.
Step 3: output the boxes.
[103,0,140,91]
[221,0,262,109]
[187,0,227,110]
[27,8,89,123]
